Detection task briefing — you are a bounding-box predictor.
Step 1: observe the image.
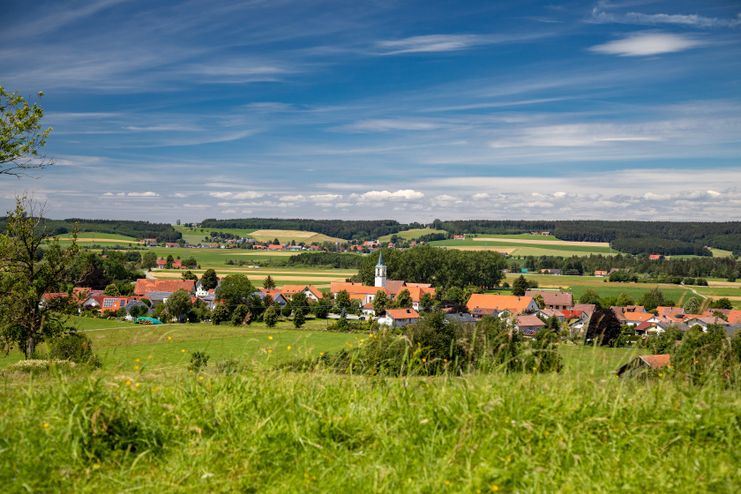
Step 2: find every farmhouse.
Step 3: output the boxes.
[516,314,545,335]
[278,285,324,302]
[379,308,420,328]
[466,294,539,317]
[134,279,195,296]
[525,290,573,310]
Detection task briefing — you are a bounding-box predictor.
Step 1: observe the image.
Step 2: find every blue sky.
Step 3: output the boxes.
[1,0,740,222]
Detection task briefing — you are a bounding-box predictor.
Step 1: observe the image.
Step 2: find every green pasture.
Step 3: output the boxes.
[174,225,256,244]
[378,228,447,242]
[57,231,138,241]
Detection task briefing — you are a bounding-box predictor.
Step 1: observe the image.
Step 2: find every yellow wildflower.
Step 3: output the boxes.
[181,349,186,353]
[41,422,50,430]
[268,335,273,340]
[287,345,292,351]
[490,485,499,492]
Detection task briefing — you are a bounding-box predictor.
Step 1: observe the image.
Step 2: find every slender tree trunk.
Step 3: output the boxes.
[25,334,36,359]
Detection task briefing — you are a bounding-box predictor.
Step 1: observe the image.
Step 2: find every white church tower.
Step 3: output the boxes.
[374,251,387,288]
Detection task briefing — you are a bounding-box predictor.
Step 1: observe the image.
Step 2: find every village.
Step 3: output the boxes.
[42,252,741,340]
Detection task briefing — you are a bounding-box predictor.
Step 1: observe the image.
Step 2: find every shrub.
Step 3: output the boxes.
[231,304,250,326]
[211,305,231,325]
[49,333,102,368]
[188,351,210,373]
[293,308,305,329]
[263,305,279,327]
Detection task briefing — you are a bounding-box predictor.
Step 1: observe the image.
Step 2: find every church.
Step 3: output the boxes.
[329,252,436,312]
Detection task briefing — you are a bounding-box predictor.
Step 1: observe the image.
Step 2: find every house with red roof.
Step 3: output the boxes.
[134,279,196,296]
[516,314,546,336]
[277,285,324,302]
[525,290,573,310]
[466,294,539,318]
[379,308,420,328]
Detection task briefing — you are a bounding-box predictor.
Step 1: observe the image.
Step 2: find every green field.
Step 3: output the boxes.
[175,226,344,245]
[431,234,616,257]
[378,228,447,242]
[174,225,256,244]
[56,231,140,245]
[1,317,739,492]
[143,246,357,285]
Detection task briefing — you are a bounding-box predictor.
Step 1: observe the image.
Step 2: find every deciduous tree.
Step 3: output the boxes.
[0,199,79,357]
[1,87,53,176]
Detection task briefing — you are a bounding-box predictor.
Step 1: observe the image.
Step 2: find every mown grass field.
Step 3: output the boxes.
[378,228,447,242]
[249,229,345,244]
[1,317,739,492]
[174,225,256,244]
[431,234,617,257]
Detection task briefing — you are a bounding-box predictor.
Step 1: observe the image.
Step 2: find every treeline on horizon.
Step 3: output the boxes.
[288,249,739,281]
[0,218,182,242]
[202,217,741,256]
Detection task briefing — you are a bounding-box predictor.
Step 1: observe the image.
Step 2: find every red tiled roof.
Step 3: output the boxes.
[386,308,420,320]
[330,282,387,296]
[526,290,573,307]
[639,354,670,369]
[516,314,545,328]
[467,294,536,315]
[134,279,195,296]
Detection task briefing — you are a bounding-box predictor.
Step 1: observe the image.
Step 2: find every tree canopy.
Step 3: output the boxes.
[0,87,52,176]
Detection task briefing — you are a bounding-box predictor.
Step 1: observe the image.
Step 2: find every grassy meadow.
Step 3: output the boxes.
[378,228,447,242]
[1,316,739,492]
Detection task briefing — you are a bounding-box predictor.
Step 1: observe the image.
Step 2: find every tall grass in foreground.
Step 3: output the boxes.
[1,364,739,492]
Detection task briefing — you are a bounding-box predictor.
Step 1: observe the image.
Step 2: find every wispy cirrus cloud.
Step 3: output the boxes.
[591,4,741,29]
[590,32,703,57]
[375,32,551,55]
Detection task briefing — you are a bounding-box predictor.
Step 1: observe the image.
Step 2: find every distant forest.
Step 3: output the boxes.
[203,218,741,256]
[0,218,182,242]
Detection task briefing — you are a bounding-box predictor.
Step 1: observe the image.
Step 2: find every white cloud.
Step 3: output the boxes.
[127,191,159,197]
[209,192,233,199]
[490,123,662,148]
[279,194,305,202]
[375,32,549,55]
[472,193,490,201]
[431,194,460,206]
[592,6,741,29]
[208,191,263,200]
[309,194,342,202]
[172,192,187,198]
[590,32,703,57]
[356,189,425,202]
